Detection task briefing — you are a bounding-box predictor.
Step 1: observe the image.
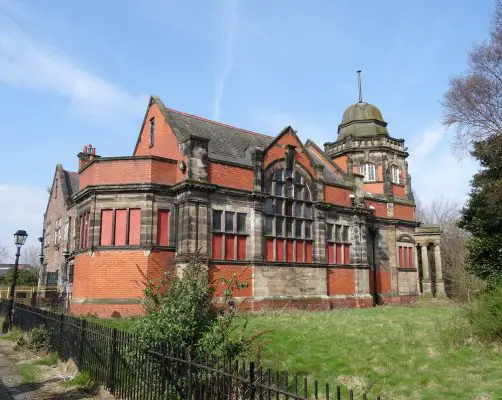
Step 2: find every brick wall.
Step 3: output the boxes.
[393,204,415,221]
[263,132,315,178]
[327,268,355,295]
[209,265,253,298]
[324,185,352,207]
[365,199,387,218]
[331,155,348,172]
[79,158,177,190]
[207,162,254,191]
[71,249,175,317]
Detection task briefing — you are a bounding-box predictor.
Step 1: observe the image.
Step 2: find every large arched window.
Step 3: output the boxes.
[391,165,400,184]
[263,168,313,263]
[360,163,376,182]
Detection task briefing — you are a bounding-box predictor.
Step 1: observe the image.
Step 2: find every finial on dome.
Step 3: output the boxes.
[357,70,363,103]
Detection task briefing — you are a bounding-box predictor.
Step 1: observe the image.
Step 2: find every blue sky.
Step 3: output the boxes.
[0,0,493,255]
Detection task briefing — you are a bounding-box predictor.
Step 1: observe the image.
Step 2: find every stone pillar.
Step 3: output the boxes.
[249,199,264,261]
[414,244,420,294]
[433,244,446,297]
[313,207,326,263]
[420,244,432,296]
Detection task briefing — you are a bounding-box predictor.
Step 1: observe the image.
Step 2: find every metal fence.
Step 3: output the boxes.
[2,300,380,400]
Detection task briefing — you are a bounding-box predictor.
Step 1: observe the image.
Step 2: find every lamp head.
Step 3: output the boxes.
[14,230,28,247]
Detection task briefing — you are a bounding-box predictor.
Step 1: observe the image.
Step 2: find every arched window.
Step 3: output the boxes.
[391,165,400,184]
[263,168,313,263]
[360,163,376,182]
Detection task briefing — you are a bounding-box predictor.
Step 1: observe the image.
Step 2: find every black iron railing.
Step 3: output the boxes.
[1,300,380,400]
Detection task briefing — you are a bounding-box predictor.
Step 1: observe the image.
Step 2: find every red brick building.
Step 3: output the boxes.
[68,96,445,317]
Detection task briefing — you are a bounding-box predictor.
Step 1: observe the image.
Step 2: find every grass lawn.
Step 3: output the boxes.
[83,305,502,399]
[242,306,502,400]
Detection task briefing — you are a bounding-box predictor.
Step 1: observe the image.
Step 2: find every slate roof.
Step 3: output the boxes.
[305,147,343,185]
[63,170,79,198]
[154,97,273,167]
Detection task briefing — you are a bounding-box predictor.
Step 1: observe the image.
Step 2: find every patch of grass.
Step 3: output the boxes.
[0,327,23,342]
[83,315,138,332]
[33,352,58,366]
[62,371,93,389]
[242,307,502,400]
[17,363,38,384]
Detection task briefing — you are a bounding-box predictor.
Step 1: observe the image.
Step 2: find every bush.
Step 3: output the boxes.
[133,255,256,361]
[466,284,502,343]
[28,325,52,353]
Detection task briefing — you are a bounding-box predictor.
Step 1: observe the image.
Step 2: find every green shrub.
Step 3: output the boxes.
[133,255,256,361]
[466,284,502,343]
[28,325,52,353]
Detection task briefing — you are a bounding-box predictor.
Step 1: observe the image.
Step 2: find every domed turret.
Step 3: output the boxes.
[337,102,389,140]
[336,71,389,141]
[341,102,384,124]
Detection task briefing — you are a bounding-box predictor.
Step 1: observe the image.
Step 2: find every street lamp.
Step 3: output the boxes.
[2,230,28,333]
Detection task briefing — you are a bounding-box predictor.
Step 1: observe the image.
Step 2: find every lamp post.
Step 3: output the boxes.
[2,230,28,333]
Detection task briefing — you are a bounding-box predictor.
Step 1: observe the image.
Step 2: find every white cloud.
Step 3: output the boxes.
[411,125,446,157]
[213,0,239,121]
[408,125,478,206]
[0,16,147,122]
[0,185,47,259]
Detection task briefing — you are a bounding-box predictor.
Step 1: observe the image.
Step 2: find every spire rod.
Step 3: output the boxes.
[357,70,363,103]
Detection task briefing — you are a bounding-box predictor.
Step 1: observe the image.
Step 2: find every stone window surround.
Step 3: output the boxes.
[211,209,248,261]
[263,166,314,240]
[99,208,141,247]
[149,117,155,148]
[391,164,401,184]
[360,162,376,182]
[396,234,416,270]
[326,222,351,265]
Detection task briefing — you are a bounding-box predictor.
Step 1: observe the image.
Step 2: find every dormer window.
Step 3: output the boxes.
[391,165,400,184]
[360,163,376,182]
[149,117,155,148]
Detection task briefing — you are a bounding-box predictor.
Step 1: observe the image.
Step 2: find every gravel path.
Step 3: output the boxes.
[0,340,115,400]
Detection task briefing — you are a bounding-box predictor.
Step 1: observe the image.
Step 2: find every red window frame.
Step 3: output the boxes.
[212,210,248,261]
[157,209,170,246]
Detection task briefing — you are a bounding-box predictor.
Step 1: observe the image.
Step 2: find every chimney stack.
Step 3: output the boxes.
[77,144,99,171]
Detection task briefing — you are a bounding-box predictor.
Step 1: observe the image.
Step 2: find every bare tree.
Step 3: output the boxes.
[0,244,9,263]
[443,0,502,154]
[417,196,484,301]
[20,245,40,269]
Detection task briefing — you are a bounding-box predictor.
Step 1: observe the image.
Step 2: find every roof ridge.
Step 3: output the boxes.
[164,107,274,140]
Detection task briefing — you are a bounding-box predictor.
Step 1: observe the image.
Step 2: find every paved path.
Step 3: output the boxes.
[0,341,22,399]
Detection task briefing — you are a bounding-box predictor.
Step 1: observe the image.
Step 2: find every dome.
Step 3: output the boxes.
[341,102,384,124]
[337,102,389,140]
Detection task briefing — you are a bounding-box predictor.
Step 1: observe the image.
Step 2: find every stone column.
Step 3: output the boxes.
[414,244,420,294]
[420,244,432,296]
[433,244,446,297]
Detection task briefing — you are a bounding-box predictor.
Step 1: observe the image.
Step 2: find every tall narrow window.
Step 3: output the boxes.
[100,210,114,246]
[128,209,141,245]
[149,117,155,148]
[157,209,170,246]
[326,223,351,265]
[398,246,414,268]
[79,212,91,249]
[54,218,61,245]
[263,168,313,263]
[64,219,70,242]
[360,163,376,182]
[391,165,400,184]
[99,208,141,247]
[212,210,247,260]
